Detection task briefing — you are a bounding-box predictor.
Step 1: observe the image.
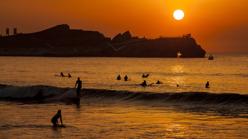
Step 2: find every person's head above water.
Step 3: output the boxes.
[78,77,80,80]
[57,109,61,114]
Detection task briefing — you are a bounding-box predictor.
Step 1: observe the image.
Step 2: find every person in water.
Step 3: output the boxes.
[75,77,82,97]
[124,75,128,81]
[156,80,163,84]
[60,72,65,77]
[141,80,148,87]
[117,75,121,80]
[51,110,63,127]
[68,73,72,78]
[205,81,210,88]
[142,73,150,78]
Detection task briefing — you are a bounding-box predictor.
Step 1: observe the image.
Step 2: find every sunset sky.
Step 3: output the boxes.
[1,0,247,53]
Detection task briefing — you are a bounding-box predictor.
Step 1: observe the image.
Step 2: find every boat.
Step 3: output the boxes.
[208,55,214,60]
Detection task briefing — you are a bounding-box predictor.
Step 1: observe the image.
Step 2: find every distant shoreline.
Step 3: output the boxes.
[0,24,206,58]
[0,55,207,58]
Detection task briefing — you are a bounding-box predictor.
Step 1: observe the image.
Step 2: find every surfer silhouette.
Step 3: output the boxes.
[68,73,72,78]
[142,73,150,78]
[205,81,210,88]
[117,75,121,80]
[60,72,65,77]
[51,110,63,127]
[141,80,148,87]
[75,77,82,97]
[124,75,128,81]
[156,80,163,84]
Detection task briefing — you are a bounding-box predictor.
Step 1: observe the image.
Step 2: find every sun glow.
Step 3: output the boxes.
[173,9,185,20]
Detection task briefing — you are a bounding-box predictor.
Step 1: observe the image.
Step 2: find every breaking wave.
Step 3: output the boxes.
[0,84,247,107]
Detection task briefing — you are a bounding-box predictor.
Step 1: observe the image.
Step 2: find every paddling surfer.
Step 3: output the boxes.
[60,72,65,77]
[51,110,63,127]
[141,80,148,87]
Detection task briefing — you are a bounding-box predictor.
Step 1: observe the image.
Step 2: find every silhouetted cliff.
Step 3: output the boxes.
[0,24,206,57]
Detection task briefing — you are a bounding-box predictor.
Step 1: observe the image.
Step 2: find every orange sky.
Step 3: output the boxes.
[1,0,248,53]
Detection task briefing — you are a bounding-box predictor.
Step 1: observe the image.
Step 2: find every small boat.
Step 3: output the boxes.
[208,55,214,60]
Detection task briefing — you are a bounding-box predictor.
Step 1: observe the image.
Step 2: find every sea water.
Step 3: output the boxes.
[0,54,247,94]
[0,54,247,139]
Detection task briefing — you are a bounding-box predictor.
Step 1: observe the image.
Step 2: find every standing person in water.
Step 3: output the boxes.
[75,77,82,97]
[117,75,121,80]
[124,75,128,81]
[205,81,210,88]
[51,110,63,127]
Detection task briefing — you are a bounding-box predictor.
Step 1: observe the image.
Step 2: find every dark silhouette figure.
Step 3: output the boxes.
[75,77,82,97]
[51,110,63,127]
[60,72,65,77]
[156,80,163,84]
[141,80,148,87]
[177,84,180,87]
[208,55,214,60]
[206,81,210,88]
[117,75,121,80]
[142,74,150,78]
[124,75,128,81]
[68,73,72,78]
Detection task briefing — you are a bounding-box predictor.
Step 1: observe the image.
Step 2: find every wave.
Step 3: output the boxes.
[0,84,247,107]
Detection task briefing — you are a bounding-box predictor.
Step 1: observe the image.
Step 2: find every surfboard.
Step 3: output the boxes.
[52,124,66,128]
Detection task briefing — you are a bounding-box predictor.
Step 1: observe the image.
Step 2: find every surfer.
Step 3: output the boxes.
[51,110,63,127]
[141,80,148,87]
[75,77,82,97]
[68,73,72,78]
[117,75,121,80]
[205,81,210,88]
[142,73,150,78]
[156,80,163,84]
[124,75,128,81]
[60,72,65,77]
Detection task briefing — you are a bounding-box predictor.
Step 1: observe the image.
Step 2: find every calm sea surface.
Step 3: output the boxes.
[0,55,247,139]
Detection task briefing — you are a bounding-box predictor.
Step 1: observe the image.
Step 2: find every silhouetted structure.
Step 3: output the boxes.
[6,28,9,36]
[75,77,82,97]
[116,75,121,80]
[124,75,128,81]
[51,110,63,127]
[0,24,206,57]
[206,81,210,88]
[112,31,132,43]
[13,28,17,35]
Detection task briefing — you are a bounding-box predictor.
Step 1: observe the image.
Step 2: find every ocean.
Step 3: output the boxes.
[0,54,247,138]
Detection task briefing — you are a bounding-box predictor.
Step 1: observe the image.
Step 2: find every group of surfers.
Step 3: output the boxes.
[51,74,211,128]
[117,74,211,88]
[51,77,82,128]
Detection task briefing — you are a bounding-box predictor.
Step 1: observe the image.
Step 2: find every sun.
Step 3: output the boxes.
[173,9,185,21]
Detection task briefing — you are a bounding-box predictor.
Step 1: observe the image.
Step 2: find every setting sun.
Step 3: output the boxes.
[173,9,185,20]
[0,1,248,138]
